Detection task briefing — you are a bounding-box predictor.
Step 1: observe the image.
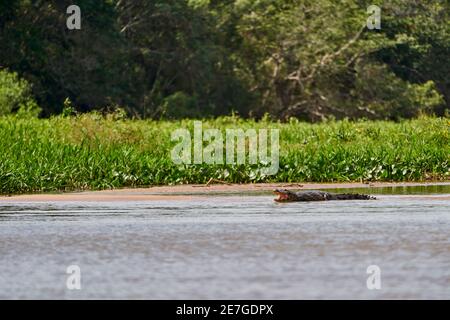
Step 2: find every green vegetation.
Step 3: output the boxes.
[1,2,448,194]
[0,115,448,194]
[0,69,41,117]
[0,0,448,120]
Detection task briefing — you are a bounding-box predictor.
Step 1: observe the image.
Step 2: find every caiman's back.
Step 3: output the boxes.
[294,191,375,201]
[273,189,376,202]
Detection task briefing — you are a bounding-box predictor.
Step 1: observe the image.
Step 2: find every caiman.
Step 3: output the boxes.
[273,189,376,202]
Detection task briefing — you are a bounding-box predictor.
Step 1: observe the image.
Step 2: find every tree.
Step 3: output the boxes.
[0,69,40,117]
[0,0,447,120]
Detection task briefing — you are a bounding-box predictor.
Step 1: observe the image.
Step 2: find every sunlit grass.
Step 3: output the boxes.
[0,114,448,194]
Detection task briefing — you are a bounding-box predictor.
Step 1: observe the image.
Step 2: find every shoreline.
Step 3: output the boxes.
[1,181,449,202]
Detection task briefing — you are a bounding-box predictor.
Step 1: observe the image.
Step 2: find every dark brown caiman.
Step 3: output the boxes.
[273,189,376,202]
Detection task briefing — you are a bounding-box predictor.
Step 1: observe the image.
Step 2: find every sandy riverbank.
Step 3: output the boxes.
[0,181,449,202]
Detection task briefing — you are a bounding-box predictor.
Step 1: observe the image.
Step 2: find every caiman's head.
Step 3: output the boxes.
[273,189,297,202]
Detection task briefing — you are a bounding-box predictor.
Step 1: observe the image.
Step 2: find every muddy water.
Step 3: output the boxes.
[0,186,449,299]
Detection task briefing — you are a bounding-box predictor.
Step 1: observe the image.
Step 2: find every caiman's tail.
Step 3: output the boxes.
[332,193,376,200]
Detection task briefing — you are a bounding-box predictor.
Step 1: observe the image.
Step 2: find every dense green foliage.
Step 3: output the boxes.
[0,0,448,120]
[0,69,40,117]
[0,115,448,194]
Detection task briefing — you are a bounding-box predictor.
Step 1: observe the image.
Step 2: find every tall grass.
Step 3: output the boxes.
[0,114,448,194]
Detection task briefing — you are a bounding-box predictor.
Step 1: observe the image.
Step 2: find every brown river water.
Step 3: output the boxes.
[0,185,449,299]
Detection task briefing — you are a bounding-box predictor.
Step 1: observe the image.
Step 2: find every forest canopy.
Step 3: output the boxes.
[0,0,448,121]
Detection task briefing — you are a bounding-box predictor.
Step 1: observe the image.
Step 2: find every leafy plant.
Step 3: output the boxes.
[0,69,40,117]
[0,115,448,194]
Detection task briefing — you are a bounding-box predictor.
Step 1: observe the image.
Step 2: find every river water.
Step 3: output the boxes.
[0,186,449,299]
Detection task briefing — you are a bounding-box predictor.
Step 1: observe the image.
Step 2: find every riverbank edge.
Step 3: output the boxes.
[1,181,449,202]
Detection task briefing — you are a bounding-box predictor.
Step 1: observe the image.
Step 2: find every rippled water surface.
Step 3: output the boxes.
[0,186,449,299]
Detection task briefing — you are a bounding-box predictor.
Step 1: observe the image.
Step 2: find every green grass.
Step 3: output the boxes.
[0,114,448,194]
